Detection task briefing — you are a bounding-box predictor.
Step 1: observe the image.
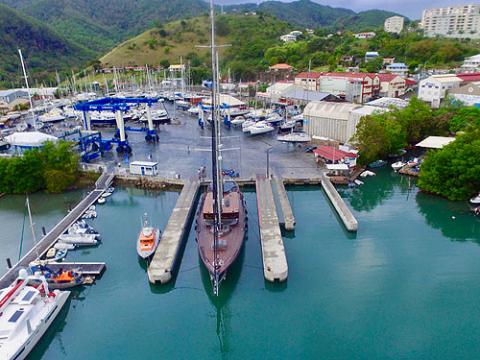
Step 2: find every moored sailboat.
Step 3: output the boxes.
[195,0,247,296]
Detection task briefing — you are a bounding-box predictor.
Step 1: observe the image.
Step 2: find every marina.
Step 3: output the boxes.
[0,0,479,357]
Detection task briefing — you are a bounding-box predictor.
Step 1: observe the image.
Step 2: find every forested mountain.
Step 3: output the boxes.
[0,0,209,52]
[225,0,354,28]
[0,0,404,54]
[0,4,92,88]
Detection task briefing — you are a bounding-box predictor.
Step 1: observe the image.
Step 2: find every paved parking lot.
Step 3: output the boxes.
[92,103,323,180]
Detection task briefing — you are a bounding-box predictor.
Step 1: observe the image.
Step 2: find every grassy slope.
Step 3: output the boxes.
[100,14,291,69]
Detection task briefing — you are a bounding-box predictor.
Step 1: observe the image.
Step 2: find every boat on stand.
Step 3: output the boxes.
[196,0,247,296]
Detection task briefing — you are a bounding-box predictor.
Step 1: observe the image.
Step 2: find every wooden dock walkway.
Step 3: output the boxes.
[271,175,295,231]
[255,175,288,282]
[148,180,201,284]
[0,172,113,289]
[321,174,358,232]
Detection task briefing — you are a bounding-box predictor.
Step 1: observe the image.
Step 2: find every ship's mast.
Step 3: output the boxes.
[209,0,223,296]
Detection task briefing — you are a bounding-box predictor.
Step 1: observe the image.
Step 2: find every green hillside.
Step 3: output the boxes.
[233,0,354,28]
[0,0,209,52]
[101,13,291,80]
[335,10,406,31]
[0,4,93,88]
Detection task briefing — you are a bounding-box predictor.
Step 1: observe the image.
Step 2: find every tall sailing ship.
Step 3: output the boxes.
[196,0,247,296]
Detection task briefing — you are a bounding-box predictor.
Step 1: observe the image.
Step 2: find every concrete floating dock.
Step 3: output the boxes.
[255,175,288,282]
[321,174,358,232]
[0,172,113,289]
[148,180,200,284]
[271,175,295,231]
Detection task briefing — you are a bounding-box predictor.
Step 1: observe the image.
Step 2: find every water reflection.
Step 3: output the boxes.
[200,246,244,358]
[339,170,416,212]
[416,191,480,242]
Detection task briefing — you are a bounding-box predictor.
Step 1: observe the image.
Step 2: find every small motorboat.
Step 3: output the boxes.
[81,210,97,219]
[54,242,75,251]
[58,234,98,246]
[368,160,387,168]
[97,197,106,204]
[136,213,160,259]
[29,265,85,289]
[354,179,364,186]
[106,187,115,193]
[46,248,56,259]
[69,220,98,234]
[391,161,405,171]
[101,192,112,198]
[470,193,480,205]
[360,170,376,178]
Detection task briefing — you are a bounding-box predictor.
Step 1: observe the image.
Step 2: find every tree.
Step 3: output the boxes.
[449,106,480,132]
[352,111,406,165]
[417,125,480,200]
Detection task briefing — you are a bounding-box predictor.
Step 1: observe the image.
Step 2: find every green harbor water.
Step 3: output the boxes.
[1,169,480,359]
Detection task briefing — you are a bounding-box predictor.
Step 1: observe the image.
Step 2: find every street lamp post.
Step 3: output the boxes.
[266,147,273,178]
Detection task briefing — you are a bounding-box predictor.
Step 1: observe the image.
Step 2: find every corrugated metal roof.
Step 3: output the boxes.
[283,87,334,102]
[415,136,455,149]
[304,101,360,119]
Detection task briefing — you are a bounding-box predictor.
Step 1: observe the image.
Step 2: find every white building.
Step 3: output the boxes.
[354,32,376,39]
[448,82,480,105]
[365,51,380,62]
[421,4,480,39]
[460,54,480,72]
[129,161,158,176]
[384,16,405,34]
[418,74,463,108]
[304,102,385,143]
[280,34,297,42]
[386,63,409,77]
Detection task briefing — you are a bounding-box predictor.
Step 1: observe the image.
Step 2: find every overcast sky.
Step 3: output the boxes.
[217,0,477,19]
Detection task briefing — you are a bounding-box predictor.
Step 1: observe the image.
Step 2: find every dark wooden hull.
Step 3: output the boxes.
[196,187,246,281]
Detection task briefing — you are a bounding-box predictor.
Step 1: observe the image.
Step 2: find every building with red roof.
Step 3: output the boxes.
[456,73,480,82]
[313,145,358,167]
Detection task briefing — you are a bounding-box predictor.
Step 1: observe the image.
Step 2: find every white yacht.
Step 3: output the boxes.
[248,121,275,135]
[0,271,70,360]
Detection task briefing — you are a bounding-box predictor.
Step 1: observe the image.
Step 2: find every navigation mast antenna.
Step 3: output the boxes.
[210,0,222,297]
[18,49,35,126]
